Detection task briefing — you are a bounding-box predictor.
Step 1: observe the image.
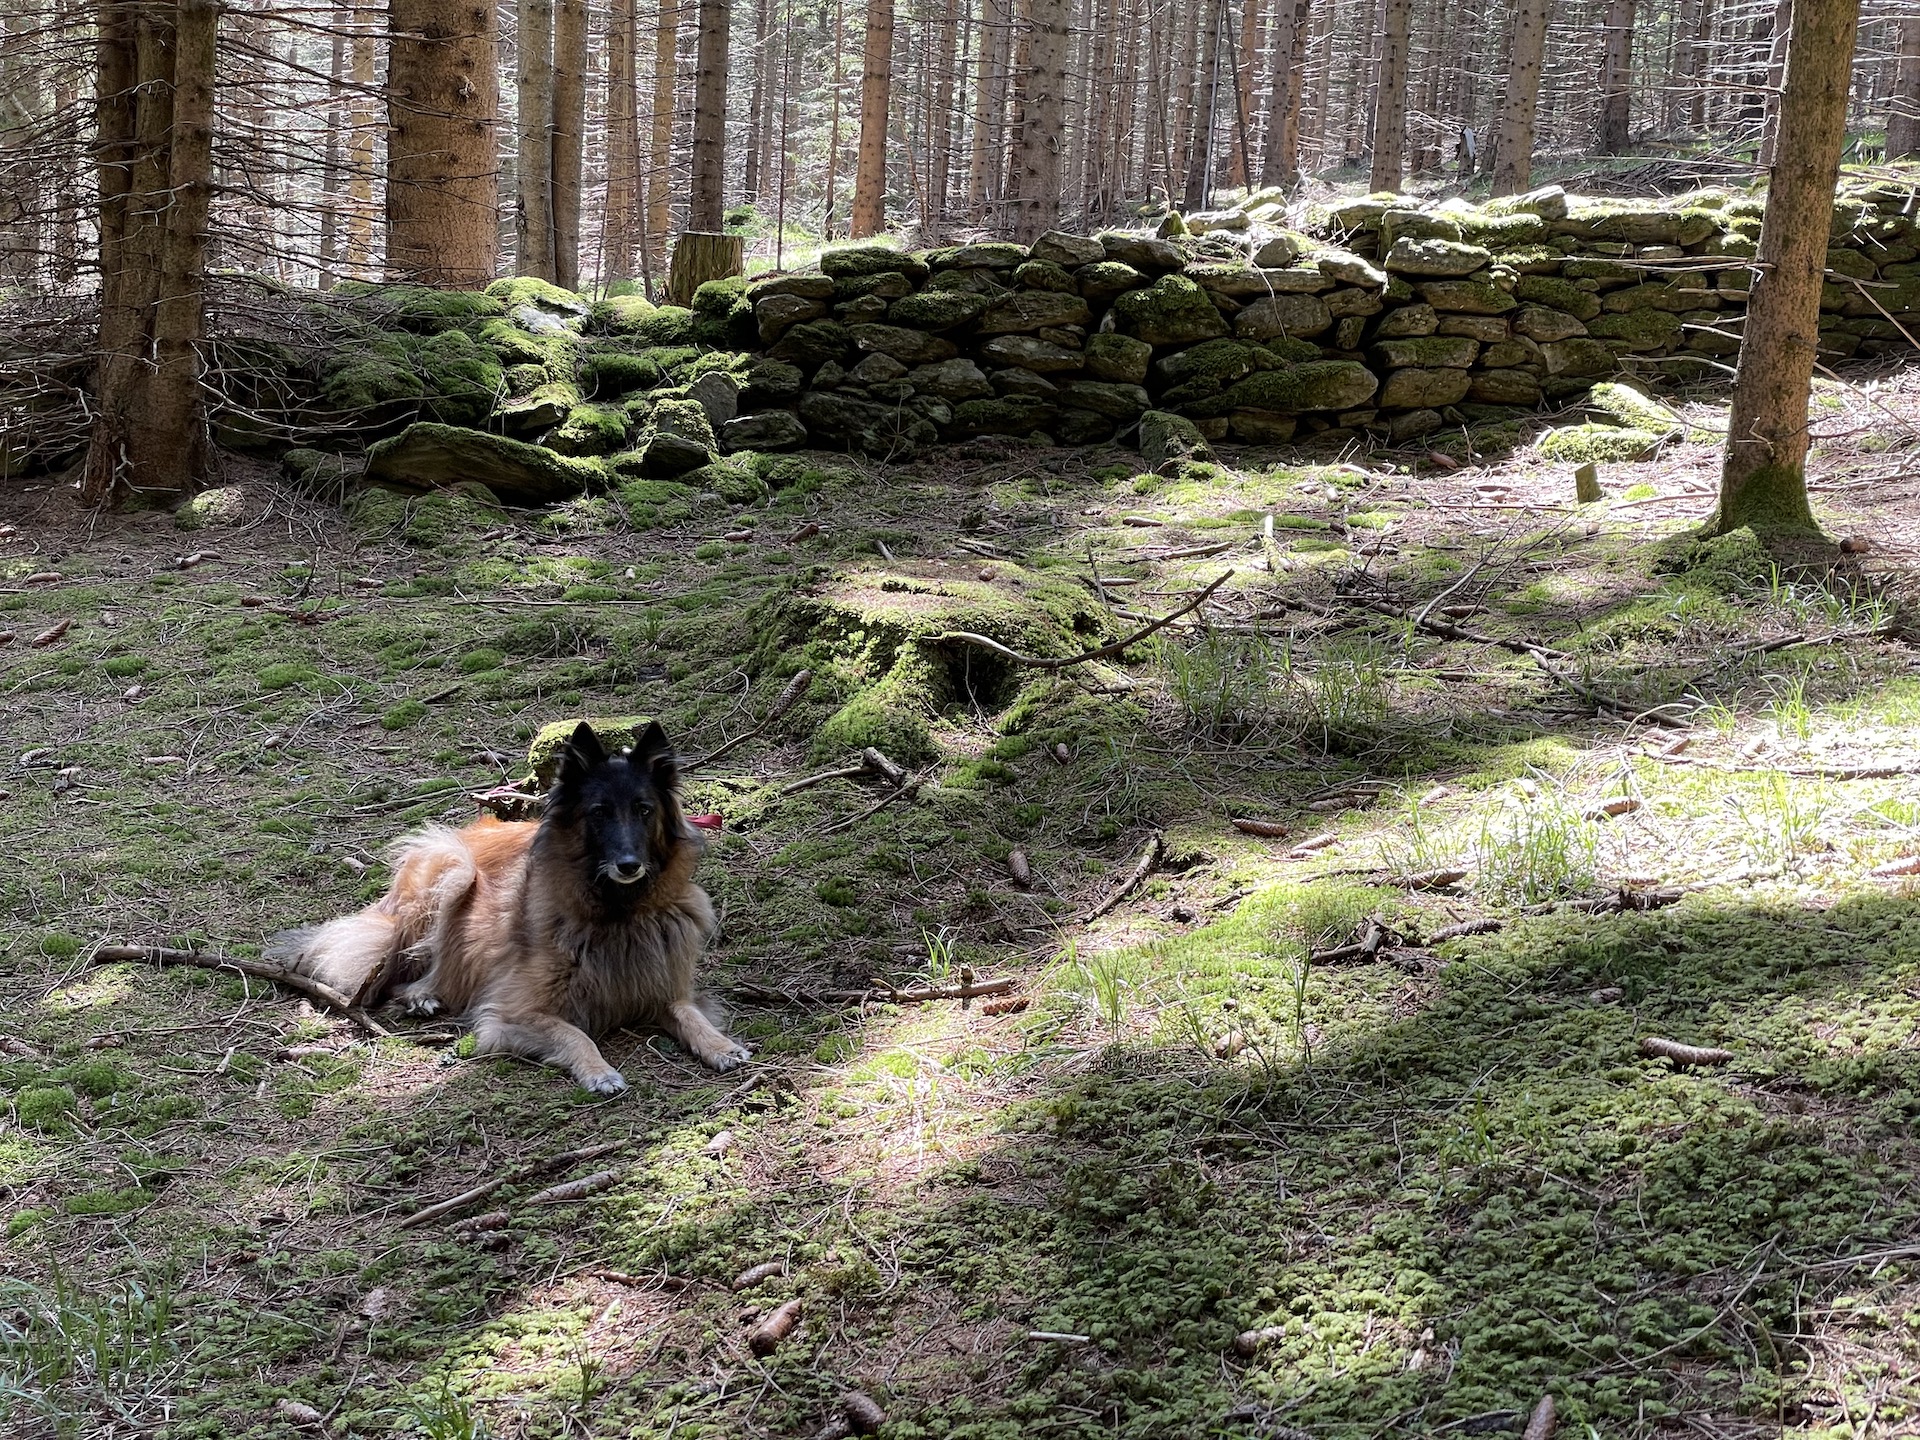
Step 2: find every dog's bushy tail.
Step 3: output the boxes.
[267,825,479,1006]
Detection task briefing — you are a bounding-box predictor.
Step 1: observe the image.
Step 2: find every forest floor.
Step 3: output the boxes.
[6,361,1920,1440]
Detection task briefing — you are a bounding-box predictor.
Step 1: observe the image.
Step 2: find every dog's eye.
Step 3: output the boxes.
[588,803,610,818]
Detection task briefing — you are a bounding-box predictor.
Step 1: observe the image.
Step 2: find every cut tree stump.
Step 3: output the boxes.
[667,231,744,306]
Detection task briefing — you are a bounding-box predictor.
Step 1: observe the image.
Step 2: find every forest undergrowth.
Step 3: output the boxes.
[6,363,1920,1439]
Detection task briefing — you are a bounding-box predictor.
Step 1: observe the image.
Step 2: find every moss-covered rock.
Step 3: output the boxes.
[1586,308,1683,351]
[1220,362,1378,414]
[1233,293,1333,341]
[1083,333,1153,384]
[1539,337,1618,378]
[497,379,583,434]
[1377,367,1473,409]
[546,402,630,457]
[1077,260,1148,303]
[1139,409,1214,470]
[977,290,1093,335]
[819,243,930,283]
[581,347,677,397]
[887,290,991,331]
[1112,275,1230,345]
[281,448,360,499]
[1383,237,1493,277]
[318,337,427,420]
[1012,259,1080,293]
[1370,335,1478,369]
[1464,369,1544,406]
[1512,275,1602,320]
[367,422,604,504]
[949,395,1060,436]
[1418,279,1517,315]
[375,286,507,334]
[529,716,655,786]
[769,319,854,371]
[1586,381,1683,435]
[1537,423,1663,463]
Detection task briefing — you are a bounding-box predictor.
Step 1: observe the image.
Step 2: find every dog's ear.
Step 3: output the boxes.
[634,719,677,788]
[559,721,608,787]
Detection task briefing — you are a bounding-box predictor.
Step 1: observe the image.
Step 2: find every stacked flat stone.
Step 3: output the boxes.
[712,176,1920,455]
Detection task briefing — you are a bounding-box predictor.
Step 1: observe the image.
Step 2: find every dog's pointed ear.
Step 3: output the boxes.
[634,720,677,785]
[559,721,607,787]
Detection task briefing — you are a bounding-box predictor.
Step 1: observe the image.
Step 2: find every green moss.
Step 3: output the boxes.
[547,402,630,457]
[1537,424,1664,464]
[484,275,588,312]
[528,715,655,784]
[257,662,321,690]
[15,1085,78,1132]
[380,699,428,730]
[1586,382,1682,435]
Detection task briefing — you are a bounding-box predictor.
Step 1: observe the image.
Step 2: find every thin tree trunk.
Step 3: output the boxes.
[1599,0,1636,153]
[968,0,1011,217]
[552,0,586,288]
[606,0,640,280]
[1231,0,1260,185]
[387,0,498,285]
[647,0,679,273]
[744,0,772,199]
[1169,0,1201,198]
[823,0,844,234]
[850,0,893,235]
[1689,0,1714,130]
[688,0,729,230]
[927,0,961,240]
[1369,0,1409,190]
[516,0,555,277]
[1714,0,1860,536]
[1182,0,1221,209]
[318,6,348,285]
[1758,0,1792,165]
[1891,14,1920,160]
[1489,0,1548,194]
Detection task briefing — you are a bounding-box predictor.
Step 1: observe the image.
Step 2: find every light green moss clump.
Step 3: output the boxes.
[528,715,656,785]
[1537,423,1664,464]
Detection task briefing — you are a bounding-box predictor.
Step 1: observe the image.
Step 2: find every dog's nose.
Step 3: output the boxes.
[615,859,643,878]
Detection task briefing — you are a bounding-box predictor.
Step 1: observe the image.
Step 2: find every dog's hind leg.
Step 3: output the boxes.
[665,999,753,1073]
[471,1013,629,1095]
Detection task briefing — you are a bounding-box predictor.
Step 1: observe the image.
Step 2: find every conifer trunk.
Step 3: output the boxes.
[1369,0,1410,191]
[1597,0,1634,153]
[1489,0,1548,194]
[850,0,893,236]
[516,0,556,277]
[606,0,640,280]
[647,0,679,274]
[1891,13,1920,160]
[387,0,498,285]
[1713,0,1859,536]
[552,0,587,289]
[1013,0,1067,236]
[688,0,729,230]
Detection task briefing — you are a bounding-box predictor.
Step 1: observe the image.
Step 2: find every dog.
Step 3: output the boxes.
[270,720,749,1093]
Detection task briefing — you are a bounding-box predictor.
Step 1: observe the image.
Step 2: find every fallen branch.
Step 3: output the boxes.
[91,945,388,1034]
[832,976,1019,1004]
[1083,831,1165,922]
[931,571,1234,671]
[396,1141,625,1230]
[1427,918,1506,943]
[779,763,868,795]
[819,767,929,835]
[1640,1035,1734,1067]
[683,669,814,772]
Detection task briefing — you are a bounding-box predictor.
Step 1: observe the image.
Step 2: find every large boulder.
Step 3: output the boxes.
[1098,232,1188,271]
[819,243,930,282]
[848,324,958,365]
[367,423,601,504]
[908,357,994,400]
[1083,333,1153,384]
[1377,367,1473,409]
[1383,237,1493,277]
[1030,231,1108,267]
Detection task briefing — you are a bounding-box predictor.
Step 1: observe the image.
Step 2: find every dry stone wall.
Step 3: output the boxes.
[713,177,1920,456]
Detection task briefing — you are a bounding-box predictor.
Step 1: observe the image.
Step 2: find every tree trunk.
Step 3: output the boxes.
[1258,0,1306,186]
[1597,0,1634,153]
[1369,0,1410,191]
[667,229,743,303]
[83,0,216,504]
[1713,0,1860,536]
[1489,0,1548,195]
[1013,0,1068,236]
[318,7,348,286]
[968,0,1012,219]
[552,0,586,289]
[647,0,680,275]
[1758,0,1792,165]
[926,0,961,241]
[516,0,555,278]
[1689,0,1714,130]
[606,0,640,281]
[688,0,729,230]
[1891,14,1920,160]
[387,0,498,285]
[850,0,893,236]
[743,0,772,199]
[345,4,376,279]
[1182,0,1221,209]
[823,0,844,234]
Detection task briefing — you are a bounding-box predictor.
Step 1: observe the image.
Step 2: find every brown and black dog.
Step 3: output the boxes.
[271,721,748,1092]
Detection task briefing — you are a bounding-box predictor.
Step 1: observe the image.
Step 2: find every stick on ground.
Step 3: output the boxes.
[92,945,388,1034]
[931,571,1233,671]
[1083,831,1165,922]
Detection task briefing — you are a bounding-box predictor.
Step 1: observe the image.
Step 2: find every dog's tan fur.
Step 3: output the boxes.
[274,804,747,1093]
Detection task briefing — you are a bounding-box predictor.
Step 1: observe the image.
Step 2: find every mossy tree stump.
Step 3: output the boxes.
[667,232,744,307]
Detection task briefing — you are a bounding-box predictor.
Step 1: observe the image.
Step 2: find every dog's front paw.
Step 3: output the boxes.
[394,982,445,1018]
[579,1068,629,1097]
[702,1038,753,1073]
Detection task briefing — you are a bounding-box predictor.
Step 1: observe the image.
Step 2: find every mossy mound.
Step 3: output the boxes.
[1537,423,1665,464]
[528,716,656,786]
[349,481,504,549]
[1585,381,1683,436]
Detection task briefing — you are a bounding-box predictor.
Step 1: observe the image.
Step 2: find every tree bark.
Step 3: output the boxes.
[552,0,587,289]
[606,0,640,281]
[1597,0,1634,153]
[1891,14,1920,161]
[823,0,844,234]
[1259,0,1308,187]
[1013,0,1068,236]
[927,0,961,240]
[688,0,729,230]
[83,0,216,504]
[1489,0,1548,195]
[850,0,893,236]
[387,0,498,286]
[967,0,1012,219]
[647,0,680,275]
[667,229,743,303]
[744,0,772,199]
[1713,0,1860,536]
[1369,0,1410,191]
[515,0,555,278]
[1758,0,1792,165]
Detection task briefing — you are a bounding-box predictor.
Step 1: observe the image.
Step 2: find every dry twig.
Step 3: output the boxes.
[1083,831,1165,921]
[1639,1036,1734,1067]
[932,571,1233,670]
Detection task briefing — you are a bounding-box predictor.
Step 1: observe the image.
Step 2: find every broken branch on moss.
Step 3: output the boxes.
[683,668,814,771]
[932,571,1234,671]
[91,944,389,1034]
[1083,830,1165,922]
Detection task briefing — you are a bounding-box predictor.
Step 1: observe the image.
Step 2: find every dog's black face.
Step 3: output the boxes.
[548,721,682,892]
